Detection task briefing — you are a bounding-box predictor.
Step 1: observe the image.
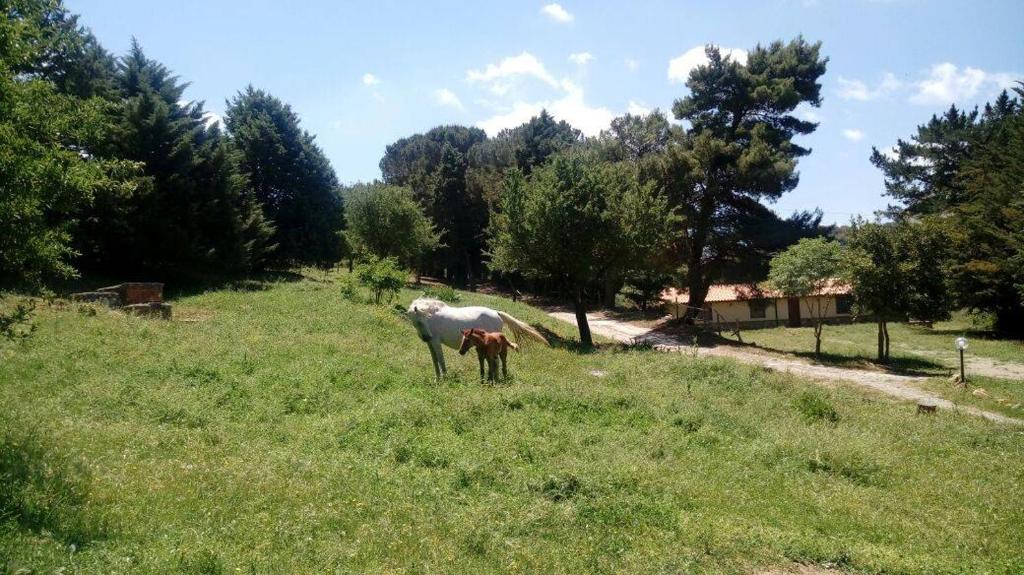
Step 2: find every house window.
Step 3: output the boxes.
[836,295,853,315]
[748,299,768,319]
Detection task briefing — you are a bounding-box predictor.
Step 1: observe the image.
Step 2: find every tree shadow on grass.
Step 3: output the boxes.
[0,425,107,548]
[45,269,306,301]
[533,325,599,354]
[785,349,949,376]
[649,319,949,376]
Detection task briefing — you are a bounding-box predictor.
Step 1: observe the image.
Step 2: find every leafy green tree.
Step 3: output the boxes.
[343,183,440,271]
[380,125,488,284]
[496,110,582,174]
[225,86,346,269]
[356,256,408,305]
[489,153,672,347]
[663,39,828,320]
[767,237,842,356]
[0,0,135,286]
[842,220,952,362]
[78,40,273,278]
[601,110,674,164]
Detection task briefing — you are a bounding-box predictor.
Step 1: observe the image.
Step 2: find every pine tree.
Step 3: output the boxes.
[225,87,346,269]
[664,39,828,318]
[79,41,273,278]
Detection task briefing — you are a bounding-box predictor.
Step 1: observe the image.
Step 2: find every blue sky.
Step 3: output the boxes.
[68,0,1022,224]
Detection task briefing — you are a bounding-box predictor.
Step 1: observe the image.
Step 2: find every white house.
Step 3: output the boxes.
[660,281,854,329]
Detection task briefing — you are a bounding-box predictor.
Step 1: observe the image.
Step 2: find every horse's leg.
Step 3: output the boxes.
[476,348,485,380]
[433,339,447,377]
[426,341,441,379]
[501,349,508,379]
[487,357,497,382]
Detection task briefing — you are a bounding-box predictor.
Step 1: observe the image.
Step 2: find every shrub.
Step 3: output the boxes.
[355,256,408,305]
[423,285,460,303]
[339,274,362,303]
[794,391,840,423]
[0,298,36,341]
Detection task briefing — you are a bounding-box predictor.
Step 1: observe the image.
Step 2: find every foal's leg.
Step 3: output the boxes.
[487,357,497,382]
[476,347,485,379]
[500,348,508,379]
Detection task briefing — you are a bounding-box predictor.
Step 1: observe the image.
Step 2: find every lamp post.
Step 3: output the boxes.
[955,336,968,383]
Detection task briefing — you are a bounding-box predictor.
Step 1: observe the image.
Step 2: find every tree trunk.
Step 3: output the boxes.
[684,268,709,324]
[574,286,593,348]
[883,321,890,362]
[876,317,885,362]
[814,320,822,356]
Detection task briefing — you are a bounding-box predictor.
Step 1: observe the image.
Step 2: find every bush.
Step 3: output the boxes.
[0,298,36,342]
[355,257,408,305]
[423,285,460,303]
[793,391,839,423]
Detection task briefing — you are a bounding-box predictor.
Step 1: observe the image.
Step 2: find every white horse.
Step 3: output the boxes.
[407,297,548,379]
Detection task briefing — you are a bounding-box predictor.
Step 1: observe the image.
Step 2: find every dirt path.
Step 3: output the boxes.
[549,311,1023,426]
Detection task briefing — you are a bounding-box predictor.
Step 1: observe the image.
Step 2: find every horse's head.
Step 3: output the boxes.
[459,328,486,355]
[458,329,474,355]
[407,298,448,342]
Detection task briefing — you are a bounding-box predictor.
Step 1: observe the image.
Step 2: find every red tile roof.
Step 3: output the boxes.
[661,280,850,304]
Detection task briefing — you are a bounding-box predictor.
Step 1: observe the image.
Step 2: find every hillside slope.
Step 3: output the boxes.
[2,275,1022,574]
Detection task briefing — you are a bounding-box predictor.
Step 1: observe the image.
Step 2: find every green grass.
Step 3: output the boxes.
[719,316,1024,419]
[2,275,1024,574]
[915,375,1024,419]
[727,316,1024,372]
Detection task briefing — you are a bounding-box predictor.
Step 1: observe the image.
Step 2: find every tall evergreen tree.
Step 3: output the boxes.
[225,87,346,269]
[950,86,1024,334]
[79,41,273,278]
[662,39,828,318]
[870,105,981,217]
[870,87,1023,333]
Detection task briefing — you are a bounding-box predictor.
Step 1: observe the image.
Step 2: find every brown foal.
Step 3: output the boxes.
[458,328,518,381]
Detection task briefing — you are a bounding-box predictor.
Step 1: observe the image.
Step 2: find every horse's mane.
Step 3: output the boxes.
[408,297,447,316]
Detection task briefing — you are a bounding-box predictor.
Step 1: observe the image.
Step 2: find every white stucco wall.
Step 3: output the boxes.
[665,295,852,326]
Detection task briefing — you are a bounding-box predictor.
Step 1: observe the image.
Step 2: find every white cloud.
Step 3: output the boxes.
[837,72,900,101]
[540,3,573,22]
[842,128,865,142]
[624,58,640,71]
[569,52,594,66]
[627,100,651,116]
[434,88,464,110]
[477,102,545,136]
[908,62,1010,105]
[467,51,558,95]
[362,73,380,86]
[476,79,614,137]
[839,65,1017,106]
[667,45,748,84]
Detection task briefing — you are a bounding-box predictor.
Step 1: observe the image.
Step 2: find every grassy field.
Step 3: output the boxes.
[3,274,1024,574]
[715,317,1024,419]
[723,316,1024,372]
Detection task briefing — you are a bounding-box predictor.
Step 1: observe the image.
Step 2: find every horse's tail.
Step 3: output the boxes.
[497,311,549,347]
[506,338,519,352]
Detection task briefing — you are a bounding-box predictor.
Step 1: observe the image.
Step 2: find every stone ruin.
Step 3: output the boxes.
[71,282,172,320]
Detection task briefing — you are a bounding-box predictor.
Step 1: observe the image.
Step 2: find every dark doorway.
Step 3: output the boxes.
[787,297,802,327]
